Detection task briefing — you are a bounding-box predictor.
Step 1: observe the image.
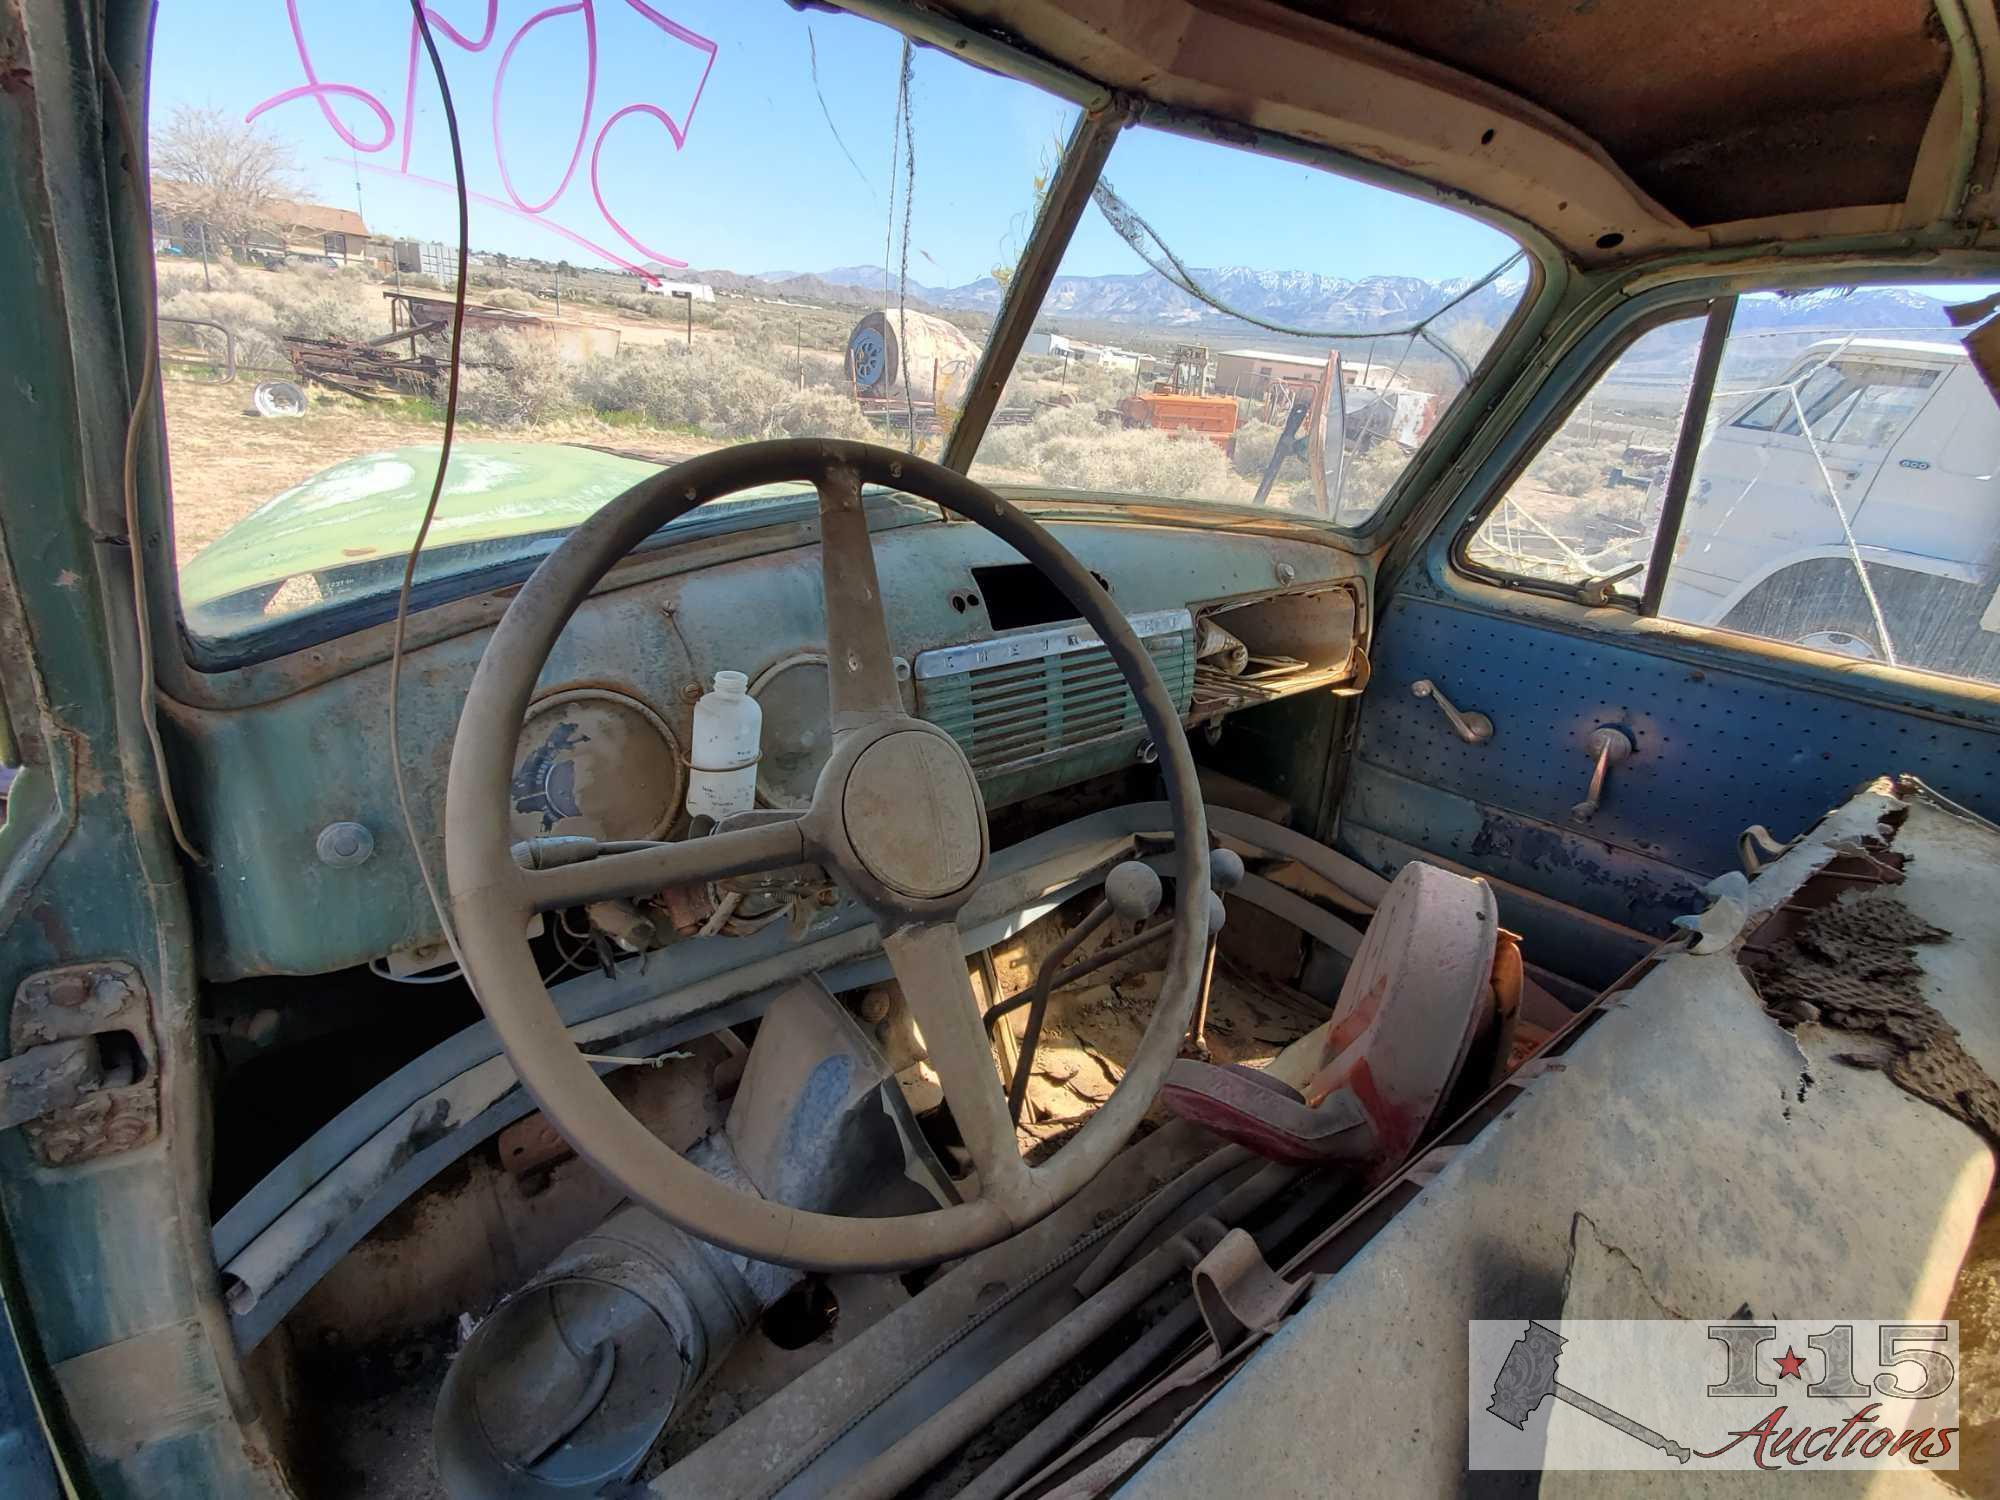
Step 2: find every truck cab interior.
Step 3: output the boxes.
[4,2,2000,1496]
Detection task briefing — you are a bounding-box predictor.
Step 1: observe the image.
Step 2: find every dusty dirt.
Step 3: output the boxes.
[1944,1206,2000,1495]
[977,914,1326,1156]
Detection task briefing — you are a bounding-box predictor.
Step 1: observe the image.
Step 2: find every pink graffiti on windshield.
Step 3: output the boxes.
[245,0,716,277]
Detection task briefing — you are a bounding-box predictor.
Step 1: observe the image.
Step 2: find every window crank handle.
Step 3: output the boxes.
[1411,679,1493,745]
[1572,727,1634,822]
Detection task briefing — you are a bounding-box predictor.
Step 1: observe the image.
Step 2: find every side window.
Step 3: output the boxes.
[1464,316,1702,602]
[1463,283,2000,688]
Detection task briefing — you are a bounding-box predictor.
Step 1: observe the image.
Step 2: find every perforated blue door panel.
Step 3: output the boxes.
[1347,595,2000,932]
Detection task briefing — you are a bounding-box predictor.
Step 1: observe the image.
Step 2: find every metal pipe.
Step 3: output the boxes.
[959,1170,1342,1500]
[820,1162,1299,1500]
[1185,932,1221,1056]
[983,920,1170,1035]
[1071,1144,1253,1299]
[1007,902,1112,1123]
[941,106,1126,475]
[1639,294,1735,617]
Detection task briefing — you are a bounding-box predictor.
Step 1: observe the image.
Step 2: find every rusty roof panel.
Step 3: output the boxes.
[1280,0,1950,224]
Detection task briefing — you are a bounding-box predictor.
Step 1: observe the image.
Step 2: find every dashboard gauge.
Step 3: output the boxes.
[509,688,686,843]
[749,653,833,810]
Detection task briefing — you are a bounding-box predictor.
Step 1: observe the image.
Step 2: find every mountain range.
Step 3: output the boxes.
[654,261,1957,342]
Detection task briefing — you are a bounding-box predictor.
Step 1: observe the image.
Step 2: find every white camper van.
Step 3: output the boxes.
[1659,336,2000,679]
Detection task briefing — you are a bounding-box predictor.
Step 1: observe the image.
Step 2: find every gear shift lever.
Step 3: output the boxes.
[995,848,1243,1126]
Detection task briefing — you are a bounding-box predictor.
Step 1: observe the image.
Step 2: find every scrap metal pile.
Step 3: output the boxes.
[281,322,451,400]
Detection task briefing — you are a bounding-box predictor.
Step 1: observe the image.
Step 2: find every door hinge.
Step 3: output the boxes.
[4,961,159,1165]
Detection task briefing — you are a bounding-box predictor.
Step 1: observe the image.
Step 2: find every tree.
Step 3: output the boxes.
[150,106,300,254]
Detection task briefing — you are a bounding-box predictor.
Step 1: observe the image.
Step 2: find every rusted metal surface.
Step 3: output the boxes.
[280,331,456,401]
[9,961,158,1167]
[0,1036,100,1132]
[1286,0,1951,224]
[1040,780,2000,1496]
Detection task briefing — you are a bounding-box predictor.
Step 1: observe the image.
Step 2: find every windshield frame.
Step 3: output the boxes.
[126,0,1557,695]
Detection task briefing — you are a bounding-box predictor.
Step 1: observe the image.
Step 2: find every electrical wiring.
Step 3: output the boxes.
[387,0,475,981]
[368,956,465,986]
[1093,173,1526,346]
[96,42,204,865]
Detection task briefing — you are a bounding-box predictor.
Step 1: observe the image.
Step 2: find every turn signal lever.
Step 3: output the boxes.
[986,849,1246,1126]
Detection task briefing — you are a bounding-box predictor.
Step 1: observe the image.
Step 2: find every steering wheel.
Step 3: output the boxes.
[445,440,1210,1271]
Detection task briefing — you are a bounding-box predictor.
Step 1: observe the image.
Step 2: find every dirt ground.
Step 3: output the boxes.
[1943,1204,2000,1494]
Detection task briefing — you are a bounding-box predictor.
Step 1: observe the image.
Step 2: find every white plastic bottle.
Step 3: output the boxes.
[686,670,762,822]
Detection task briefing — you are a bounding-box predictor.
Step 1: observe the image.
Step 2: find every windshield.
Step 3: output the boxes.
[149,2,1074,642]
[966,127,1526,523]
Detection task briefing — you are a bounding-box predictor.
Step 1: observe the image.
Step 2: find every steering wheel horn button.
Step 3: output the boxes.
[841,729,985,900]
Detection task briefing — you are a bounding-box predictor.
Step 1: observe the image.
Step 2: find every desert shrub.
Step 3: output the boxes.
[575,345,767,436]
[570,342,876,442]
[979,403,1244,499]
[156,267,212,302]
[454,331,579,428]
[483,289,538,311]
[1330,441,1413,517]
[158,287,285,367]
[765,387,875,440]
[401,273,442,291]
[268,283,380,343]
[1230,419,1287,481]
[1528,452,1605,498]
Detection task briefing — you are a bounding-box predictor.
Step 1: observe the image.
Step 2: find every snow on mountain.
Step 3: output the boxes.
[680,259,1962,344]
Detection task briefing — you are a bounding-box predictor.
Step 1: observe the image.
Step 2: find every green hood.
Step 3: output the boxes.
[179,442,669,609]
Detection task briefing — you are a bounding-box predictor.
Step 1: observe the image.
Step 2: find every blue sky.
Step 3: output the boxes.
[148,0,1520,287]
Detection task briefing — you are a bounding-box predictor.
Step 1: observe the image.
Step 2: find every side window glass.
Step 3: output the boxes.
[1464,281,2000,690]
[1658,292,2000,685]
[1463,317,1702,601]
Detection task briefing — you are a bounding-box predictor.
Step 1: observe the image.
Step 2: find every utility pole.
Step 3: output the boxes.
[198,221,211,292]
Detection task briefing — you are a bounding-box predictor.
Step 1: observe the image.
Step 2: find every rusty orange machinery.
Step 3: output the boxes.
[1114,391,1239,454]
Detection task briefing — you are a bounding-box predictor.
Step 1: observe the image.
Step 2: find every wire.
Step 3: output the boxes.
[807,27,874,199]
[388,0,474,980]
[893,39,917,449]
[97,43,205,864]
[368,956,465,986]
[1093,173,1524,345]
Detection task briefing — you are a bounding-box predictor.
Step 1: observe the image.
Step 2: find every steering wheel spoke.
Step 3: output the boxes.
[447,439,1207,1270]
[517,818,809,912]
[881,922,1044,1221]
[816,462,906,730]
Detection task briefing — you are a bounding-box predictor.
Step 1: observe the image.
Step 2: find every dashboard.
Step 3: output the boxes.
[172,508,1369,981]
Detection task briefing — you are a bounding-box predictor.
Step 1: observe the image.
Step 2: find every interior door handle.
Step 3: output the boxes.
[1571,727,1635,822]
[1410,679,1493,745]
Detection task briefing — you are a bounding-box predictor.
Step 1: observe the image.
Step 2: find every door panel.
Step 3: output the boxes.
[1341,591,2000,985]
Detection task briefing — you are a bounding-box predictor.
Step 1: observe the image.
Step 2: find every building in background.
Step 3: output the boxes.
[1023,331,1145,377]
[1213,347,1329,398]
[394,239,454,281]
[642,279,716,302]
